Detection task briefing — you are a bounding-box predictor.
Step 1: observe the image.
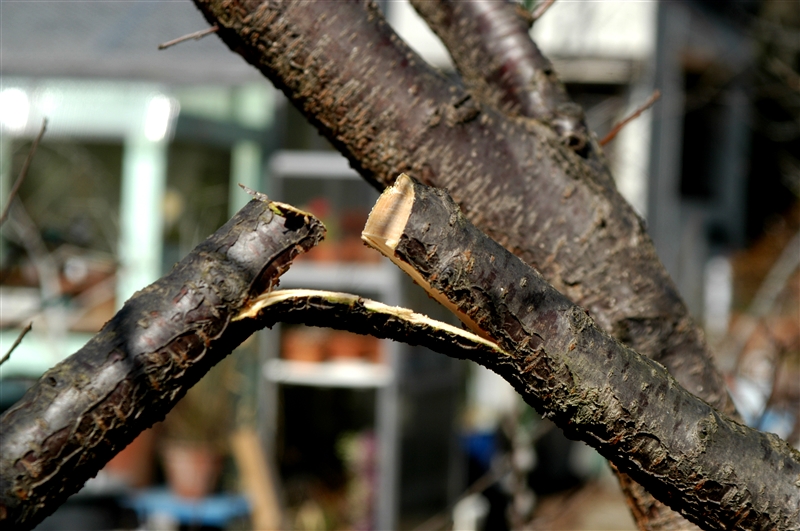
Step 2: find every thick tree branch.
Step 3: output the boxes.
[409,0,591,154]
[363,175,800,531]
[188,3,739,528]
[0,199,325,530]
[192,0,734,417]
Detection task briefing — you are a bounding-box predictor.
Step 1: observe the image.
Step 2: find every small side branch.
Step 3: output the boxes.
[599,90,661,147]
[731,229,800,367]
[0,118,47,227]
[0,323,33,368]
[530,0,556,22]
[158,25,219,50]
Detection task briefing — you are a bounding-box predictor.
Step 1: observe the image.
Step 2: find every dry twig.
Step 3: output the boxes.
[0,323,33,368]
[158,25,219,50]
[0,118,47,227]
[530,0,556,22]
[731,229,800,370]
[599,90,661,147]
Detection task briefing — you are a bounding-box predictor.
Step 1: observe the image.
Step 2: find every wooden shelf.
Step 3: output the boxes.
[263,358,393,388]
[278,262,398,296]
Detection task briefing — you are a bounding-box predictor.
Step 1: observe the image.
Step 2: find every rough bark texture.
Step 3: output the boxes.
[187,3,744,523]
[370,176,800,531]
[191,0,735,414]
[408,3,701,528]
[409,0,591,154]
[0,199,324,530]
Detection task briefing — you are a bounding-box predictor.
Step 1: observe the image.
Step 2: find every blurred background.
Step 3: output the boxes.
[0,0,797,530]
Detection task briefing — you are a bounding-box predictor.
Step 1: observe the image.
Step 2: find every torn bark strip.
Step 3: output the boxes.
[363,175,800,531]
[0,199,324,530]
[237,288,507,362]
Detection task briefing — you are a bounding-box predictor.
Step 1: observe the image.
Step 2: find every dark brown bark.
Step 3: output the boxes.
[408,4,691,528]
[185,3,753,529]
[409,0,591,153]
[0,199,324,530]
[192,0,734,415]
[365,175,800,531]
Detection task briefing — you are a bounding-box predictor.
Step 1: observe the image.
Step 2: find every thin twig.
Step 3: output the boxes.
[531,0,556,22]
[769,57,800,92]
[731,229,800,371]
[412,460,511,531]
[599,89,661,147]
[158,25,219,50]
[0,118,47,227]
[0,322,33,368]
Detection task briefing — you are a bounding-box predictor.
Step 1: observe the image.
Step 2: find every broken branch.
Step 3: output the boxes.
[0,198,324,530]
[362,174,800,531]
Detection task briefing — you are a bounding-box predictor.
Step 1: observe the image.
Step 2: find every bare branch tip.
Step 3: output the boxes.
[0,322,33,368]
[0,118,48,226]
[238,183,270,203]
[599,89,661,147]
[531,0,557,23]
[158,25,219,51]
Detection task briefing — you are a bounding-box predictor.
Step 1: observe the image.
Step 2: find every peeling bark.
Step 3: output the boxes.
[363,175,800,531]
[0,199,325,530]
[237,288,506,361]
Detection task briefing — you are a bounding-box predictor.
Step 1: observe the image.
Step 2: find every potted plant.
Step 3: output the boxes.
[159,359,233,499]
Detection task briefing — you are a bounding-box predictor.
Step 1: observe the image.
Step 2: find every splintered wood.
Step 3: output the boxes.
[362,173,487,338]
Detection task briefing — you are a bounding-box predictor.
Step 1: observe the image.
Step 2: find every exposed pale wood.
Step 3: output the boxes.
[362,175,487,338]
[238,288,507,361]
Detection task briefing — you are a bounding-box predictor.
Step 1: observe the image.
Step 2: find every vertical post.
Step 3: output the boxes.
[229,84,273,217]
[117,138,167,305]
[375,266,401,531]
[0,137,10,264]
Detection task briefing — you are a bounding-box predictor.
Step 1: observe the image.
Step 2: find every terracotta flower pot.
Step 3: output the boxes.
[327,331,366,361]
[104,427,156,488]
[282,328,326,363]
[362,336,383,364]
[161,441,223,499]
